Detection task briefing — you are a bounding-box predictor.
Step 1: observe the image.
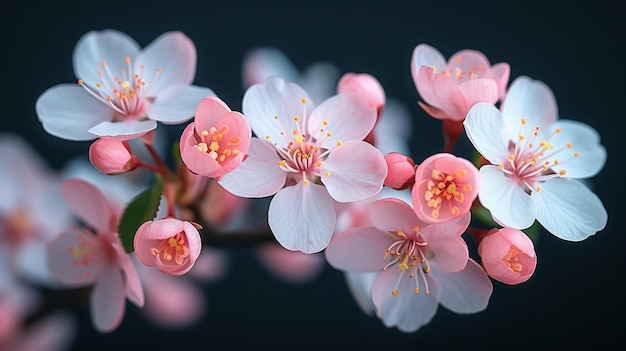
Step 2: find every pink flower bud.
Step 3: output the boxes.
[337,72,386,114]
[478,228,537,285]
[383,152,415,190]
[133,218,203,276]
[411,153,480,224]
[89,138,139,175]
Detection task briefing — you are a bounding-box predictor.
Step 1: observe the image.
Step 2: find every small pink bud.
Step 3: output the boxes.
[88,138,139,175]
[337,72,386,114]
[383,152,415,190]
[133,218,203,276]
[478,228,537,285]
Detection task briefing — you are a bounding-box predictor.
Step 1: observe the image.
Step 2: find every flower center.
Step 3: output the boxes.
[438,55,485,83]
[194,125,242,163]
[382,227,431,297]
[65,229,117,283]
[150,232,190,265]
[77,57,162,121]
[503,246,523,272]
[498,118,579,193]
[1,209,35,245]
[424,168,472,219]
[265,98,342,186]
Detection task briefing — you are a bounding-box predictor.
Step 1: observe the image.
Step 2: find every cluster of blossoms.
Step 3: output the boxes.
[1,28,607,343]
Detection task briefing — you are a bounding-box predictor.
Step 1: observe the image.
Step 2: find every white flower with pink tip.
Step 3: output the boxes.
[219,76,387,253]
[36,29,215,141]
[464,76,608,241]
[325,198,492,332]
[46,179,144,332]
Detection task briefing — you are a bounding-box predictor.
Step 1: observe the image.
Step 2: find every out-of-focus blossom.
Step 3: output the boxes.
[412,153,480,224]
[464,76,607,241]
[383,152,416,190]
[242,46,340,104]
[46,179,144,332]
[411,43,509,122]
[478,228,537,285]
[325,198,492,332]
[134,218,202,276]
[219,77,387,253]
[89,138,139,175]
[255,244,325,284]
[36,29,215,141]
[179,96,251,179]
[0,133,73,285]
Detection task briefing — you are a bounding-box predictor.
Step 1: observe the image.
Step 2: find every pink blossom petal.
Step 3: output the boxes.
[36,85,114,141]
[15,312,76,351]
[322,141,386,202]
[61,179,111,233]
[419,214,470,273]
[457,78,499,108]
[134,31,197,96]
[73,29,140,86]
[501,76,558,127]
[242,47,300,88]
[431,259,492,314]
[112,243,144,307]
[533,178,607,241]
[187,249,229,282]
[242,76,313,143]
[88,120,157,141]
[268,183,335,253]
[447,50,490,78]
[309,93,377,145]
[371,268,440,333]
[478,166,536,229]
[256,243,325,284]
[549,120,607,179]
[417,101,450,119]
[46,228,103,286]
[464,103,511,164]
[410,43,446,82]
[484,62,511,98]
[325,226,391,272]
[367,198,419,234]
[192,96,232,132]
[417,66,467,121]
[90,267,125,332]
[149,85,216,124]
[218,138,286,197]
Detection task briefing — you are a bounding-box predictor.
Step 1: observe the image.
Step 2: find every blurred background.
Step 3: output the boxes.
[1,0,623,349]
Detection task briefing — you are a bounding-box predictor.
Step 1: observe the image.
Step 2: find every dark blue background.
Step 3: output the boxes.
[2,1,623,349]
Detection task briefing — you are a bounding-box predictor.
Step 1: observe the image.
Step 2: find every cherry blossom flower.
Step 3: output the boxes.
[464,76,607,241]
[478,228,537,285]
[219,77,387,253]
[46,178,144,332]
[179,96,251,179]
[411,153,480,224]
[89,138,139,175]
[133,218,203,276]
[255,243,325,284]
[383,152,416,190]
[337,72,386,115]
[325,198,492,332]
[36,29,215,141]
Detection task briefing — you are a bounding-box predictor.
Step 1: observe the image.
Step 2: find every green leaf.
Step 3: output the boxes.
[118,177,163,253]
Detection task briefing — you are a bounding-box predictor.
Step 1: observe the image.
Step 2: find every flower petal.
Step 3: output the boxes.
[243,76,313,142]
[484,62,511,98]
[112,243,144,307]
[218,138,286,197]
[322,141,387,202]
[149,85,216,124]
[242,47,300,88]
[411,43,446,83]
[464,103,511,164]
[420,214,470,273]
[73,29,141,86]
[431,259,492,314]
[325,225,391,272]
[256,243,325,284]
[344,272,378,315]
[61,178,111,233]
[415,66,466,121]
[309,93,377,145]
[371,268,440,333]
[367,198,419,233]
[457,78,499,108]
[88,120,157,141]
[533,178,607,241]
[36,85,114,141]
[90,267,125,332]
[549,120,607,179]
[501,76,558,127]
[134,31,197,96]
[478,166,536,229]
[268,183,335,253]
[46,228,103,286]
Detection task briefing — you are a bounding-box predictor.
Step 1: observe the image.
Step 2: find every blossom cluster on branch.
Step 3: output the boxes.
[0,28,608,345]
